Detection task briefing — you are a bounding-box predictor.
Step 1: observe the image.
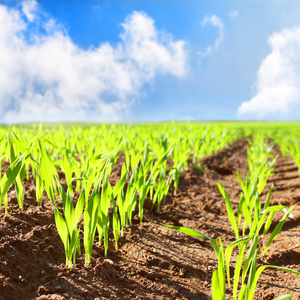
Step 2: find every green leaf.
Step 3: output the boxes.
[233,243,247,300]
[263,211,275,237]
[74,186,85,225]
[192,164,211,175]
[263,185,273,210]
[246,250,258,296]
[112,170,129,198]
[263,205,295,255]
[247,265,300,300]
[217,183,239,239]
[153,147,173,171]
[211,270,223,300]
[54,208,69,249]
[161,223,211,240]
[216,237,225,298]
[0,158,24,204]
[113,205,120,251]
[225,236,250,288]
[242,234,258,284]
[273,295,293,300]
[238,284,246,300]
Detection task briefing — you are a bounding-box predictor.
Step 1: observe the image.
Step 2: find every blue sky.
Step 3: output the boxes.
[1,0,300,123]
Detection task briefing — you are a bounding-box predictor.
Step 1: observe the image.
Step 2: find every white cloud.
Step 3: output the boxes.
[0,3,187,124]
[238,27,300,119]
[21,0,38,22]
[229,10,239,18]
[199,15,224,55]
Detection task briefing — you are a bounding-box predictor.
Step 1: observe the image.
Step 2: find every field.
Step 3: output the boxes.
[0,122,300,299]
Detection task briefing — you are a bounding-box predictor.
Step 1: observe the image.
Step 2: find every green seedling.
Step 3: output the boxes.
[84,184,99,265]
[162,224,299,300]
[54,185,85,268]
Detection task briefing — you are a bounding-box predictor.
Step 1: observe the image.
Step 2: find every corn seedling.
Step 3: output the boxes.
[84,184,100,265]
[161,224,299,299]
[54,185,85,268]
[0,133,40,212]
[218,181,295,254]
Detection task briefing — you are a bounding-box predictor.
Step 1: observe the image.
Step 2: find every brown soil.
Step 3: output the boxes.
[0,138,300,300]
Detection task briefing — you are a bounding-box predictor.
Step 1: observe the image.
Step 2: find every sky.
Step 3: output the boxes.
[1,0,300,123]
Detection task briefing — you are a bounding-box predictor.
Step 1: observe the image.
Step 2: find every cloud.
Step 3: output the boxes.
[229,10,239,18]
[238,27,300,119]
[199,15,224,55]
[0,3,187,124]
[21,0,38,22]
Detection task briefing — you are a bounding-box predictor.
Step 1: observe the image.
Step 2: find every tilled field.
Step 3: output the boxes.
[0,138,300,299]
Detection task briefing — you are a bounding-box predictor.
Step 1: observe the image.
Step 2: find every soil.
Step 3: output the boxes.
[0,138,300,300]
